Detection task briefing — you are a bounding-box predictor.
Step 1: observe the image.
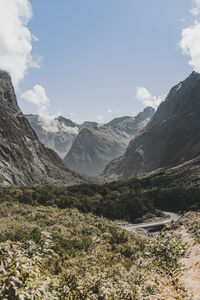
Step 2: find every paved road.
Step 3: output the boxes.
[121,211,179,232]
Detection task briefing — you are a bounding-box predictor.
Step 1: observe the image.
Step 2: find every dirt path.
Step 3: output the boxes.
[179,228,200,299]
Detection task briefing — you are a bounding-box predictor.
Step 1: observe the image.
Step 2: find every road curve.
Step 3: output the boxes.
[121,211,179,232]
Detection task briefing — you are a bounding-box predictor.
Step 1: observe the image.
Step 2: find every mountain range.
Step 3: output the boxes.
[64,107,155,176]
[1,69,200,188]
[26,107,155,176]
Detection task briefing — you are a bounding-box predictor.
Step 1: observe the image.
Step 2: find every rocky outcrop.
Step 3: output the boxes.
[63,107,155,176]
[0,71,87,185]
[103,72,200,180]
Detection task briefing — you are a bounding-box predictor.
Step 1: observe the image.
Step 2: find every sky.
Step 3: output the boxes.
[0,0,200,124]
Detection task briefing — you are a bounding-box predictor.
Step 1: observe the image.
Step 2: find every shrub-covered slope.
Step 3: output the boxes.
[0,201,188,299]
[0,156,200,224]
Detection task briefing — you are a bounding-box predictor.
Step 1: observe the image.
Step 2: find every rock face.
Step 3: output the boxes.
[104,116,131,127]
[63,107,155,176]
[80,121,98,129]
[0,71,87,185]
[103,72,200,180]
[26,115,79,159]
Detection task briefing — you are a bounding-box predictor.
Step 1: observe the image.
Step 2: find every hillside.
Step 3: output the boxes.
[0,200,192,299]
[1,154,200,224]
[0,71,87,185]
[103,72,200,180]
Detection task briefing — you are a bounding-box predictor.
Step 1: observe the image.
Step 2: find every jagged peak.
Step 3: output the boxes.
[189,70,200,77]
[0,70,20,112]
[143,106,155,113]
[135,106,155,121]
[0,70,11,80]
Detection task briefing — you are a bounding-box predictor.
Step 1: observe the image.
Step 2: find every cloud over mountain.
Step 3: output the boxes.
[136,87,165,109]
[21,85,61,133]
[0,0,40,86]
[180,0,200,72]
[21,85,50,107]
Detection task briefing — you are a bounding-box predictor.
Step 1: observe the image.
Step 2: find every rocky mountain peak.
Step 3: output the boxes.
[0,70,19,112]
[81,121,98,129]
[0,72,88,185]
[135,106,155,121]
[0,70,11,79]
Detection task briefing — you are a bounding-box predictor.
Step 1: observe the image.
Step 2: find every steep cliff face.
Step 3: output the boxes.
[26,115,79,159]
[63,107,155,176]
[103,72,200,180]
[0,71,87,185]
[64,126,128,176]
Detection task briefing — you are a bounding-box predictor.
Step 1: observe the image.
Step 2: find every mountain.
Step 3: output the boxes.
[63,107,155,176]
[80,121,99,129]
[26,114,79,159]
[103,72,200,180]
[25,116,101,159]
[0,70,87,185]
[104,116,131,127]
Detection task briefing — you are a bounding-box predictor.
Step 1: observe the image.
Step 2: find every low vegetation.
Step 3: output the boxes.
[0,183,158,223]
[0,177,199,224]
[0,201,188,299]
[175,211,200,243]
[0,178,199,298]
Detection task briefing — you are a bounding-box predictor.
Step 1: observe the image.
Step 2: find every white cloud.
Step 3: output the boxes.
[0,0,40,86]
[180,22,200,73]
[136,87,165,109]
[21,85,61,133]
[179,0,200,72]
[38,112,79,134]
[21,85,50,106]
[107,108,123,114]
[97,115,104,123]
[38,113,60,133]
[191,0,200,16]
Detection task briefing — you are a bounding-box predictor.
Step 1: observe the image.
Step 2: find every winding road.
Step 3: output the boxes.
[121,212,179,232]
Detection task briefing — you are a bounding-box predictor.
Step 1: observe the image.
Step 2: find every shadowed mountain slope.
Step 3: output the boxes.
[0,71,88,185]
[64,107,155,176]
[103,72,200,180]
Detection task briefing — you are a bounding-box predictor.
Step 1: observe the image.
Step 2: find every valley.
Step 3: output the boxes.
[1,68,200,299]
[27,107,155,176]
[1,0,200,298]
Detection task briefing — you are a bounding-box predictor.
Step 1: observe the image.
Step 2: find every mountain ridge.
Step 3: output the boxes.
[0,71,88,186]
[103,72,200,180]
[64,107,155,176]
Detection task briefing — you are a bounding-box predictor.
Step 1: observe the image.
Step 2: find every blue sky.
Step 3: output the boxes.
[13,0,196,122]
